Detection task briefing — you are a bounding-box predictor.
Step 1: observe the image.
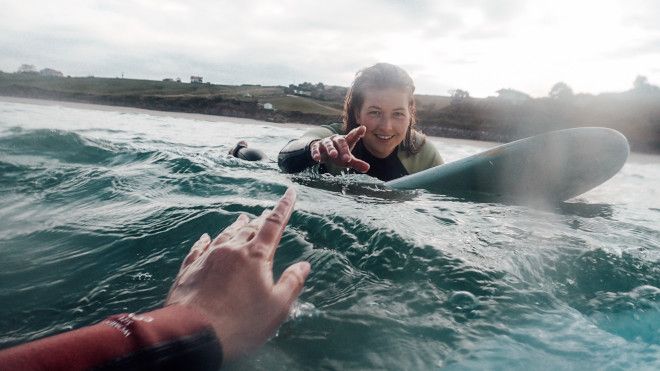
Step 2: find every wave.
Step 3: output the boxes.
[1,105,659,369]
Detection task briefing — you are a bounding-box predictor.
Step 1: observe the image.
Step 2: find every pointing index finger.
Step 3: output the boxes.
[345,126,366,148]
[253,188,297,260]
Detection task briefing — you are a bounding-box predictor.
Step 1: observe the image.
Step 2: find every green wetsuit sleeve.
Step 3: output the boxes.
[277,124,342,173]
[398,137,444,175]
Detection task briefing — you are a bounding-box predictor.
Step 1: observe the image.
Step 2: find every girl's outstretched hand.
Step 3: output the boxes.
[310,125,370,173]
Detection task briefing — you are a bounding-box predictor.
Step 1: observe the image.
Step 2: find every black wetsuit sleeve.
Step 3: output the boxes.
[95,327,221,371]
[0,305,223,371]
[278,138,319,173]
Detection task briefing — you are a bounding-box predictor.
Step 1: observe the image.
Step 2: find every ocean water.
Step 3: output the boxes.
[0,99,658,370]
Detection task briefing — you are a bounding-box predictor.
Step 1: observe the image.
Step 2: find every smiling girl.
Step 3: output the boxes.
[278,63,443,181]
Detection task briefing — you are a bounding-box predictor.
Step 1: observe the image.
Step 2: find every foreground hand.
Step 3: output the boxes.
[310,125,370,173]
[166,188,310,362]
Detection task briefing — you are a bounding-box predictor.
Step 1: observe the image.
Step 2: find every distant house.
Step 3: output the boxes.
[190,76,203,84]
[39,68,63,77]
[263,103,273,110]
[496,89,531,104]
[293,89,312,97]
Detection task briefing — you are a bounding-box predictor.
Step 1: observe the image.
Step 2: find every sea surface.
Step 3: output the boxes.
[0,99,658,370]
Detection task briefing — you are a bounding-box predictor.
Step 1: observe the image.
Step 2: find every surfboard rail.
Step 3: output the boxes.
[385,127,629,202]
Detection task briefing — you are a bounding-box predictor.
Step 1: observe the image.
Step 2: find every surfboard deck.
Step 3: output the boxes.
[385,127,629,202]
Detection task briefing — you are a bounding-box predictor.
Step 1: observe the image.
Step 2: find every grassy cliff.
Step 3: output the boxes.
[1,72,658,152]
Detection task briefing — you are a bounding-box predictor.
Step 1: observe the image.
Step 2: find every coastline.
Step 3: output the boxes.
[0,95,499,152]
[1,73,657,153]
[0,96,315,130]
[2,96,656,164]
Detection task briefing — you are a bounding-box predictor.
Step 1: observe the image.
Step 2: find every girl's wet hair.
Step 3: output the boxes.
[342,63,425,154]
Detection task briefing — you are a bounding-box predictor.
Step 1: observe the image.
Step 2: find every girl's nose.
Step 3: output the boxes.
[378,116,394,131]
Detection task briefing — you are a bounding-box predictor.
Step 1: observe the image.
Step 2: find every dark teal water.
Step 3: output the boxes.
[0,100,658,370]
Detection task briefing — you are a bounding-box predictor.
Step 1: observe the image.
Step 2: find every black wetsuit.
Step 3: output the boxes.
[334,140,408,181]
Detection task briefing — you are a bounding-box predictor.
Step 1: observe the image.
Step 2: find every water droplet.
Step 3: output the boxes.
[447,291,480,311]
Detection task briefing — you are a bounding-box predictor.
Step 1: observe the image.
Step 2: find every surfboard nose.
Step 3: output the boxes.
[596,127,630,171]
[569,127,629,183]
[510,127,630,202]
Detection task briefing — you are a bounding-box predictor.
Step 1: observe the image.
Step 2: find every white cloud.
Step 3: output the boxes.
[0,0,658,96]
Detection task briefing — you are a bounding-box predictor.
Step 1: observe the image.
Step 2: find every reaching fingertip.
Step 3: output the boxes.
[283,187,297,199]
[298,261,311,278]
[275,261,311,301]
[359,163,370,173]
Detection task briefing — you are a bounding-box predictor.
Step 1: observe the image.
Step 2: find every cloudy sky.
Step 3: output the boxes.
[1,0,659,97]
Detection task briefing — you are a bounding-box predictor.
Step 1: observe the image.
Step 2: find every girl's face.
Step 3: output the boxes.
[356,87,412,159]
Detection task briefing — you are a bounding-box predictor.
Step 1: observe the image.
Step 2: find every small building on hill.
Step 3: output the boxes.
[39,68,64,77]
[190,76,203,84]
[496,88,531,105]
[293,89,312,97]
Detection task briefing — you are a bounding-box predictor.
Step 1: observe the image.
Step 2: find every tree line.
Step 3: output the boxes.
[419,76,660,151]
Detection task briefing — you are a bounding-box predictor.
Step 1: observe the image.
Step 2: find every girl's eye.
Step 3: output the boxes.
[369,111,381,116]
[393,112,406,118]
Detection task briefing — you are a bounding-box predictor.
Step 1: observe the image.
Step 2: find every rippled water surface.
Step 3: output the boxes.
[0,100,658,370]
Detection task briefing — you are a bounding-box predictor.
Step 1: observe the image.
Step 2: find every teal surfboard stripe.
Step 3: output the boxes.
[385,127,630,202]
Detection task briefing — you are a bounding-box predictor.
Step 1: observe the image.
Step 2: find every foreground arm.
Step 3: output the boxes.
[0,188,309,370]
[0,305,222,371]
